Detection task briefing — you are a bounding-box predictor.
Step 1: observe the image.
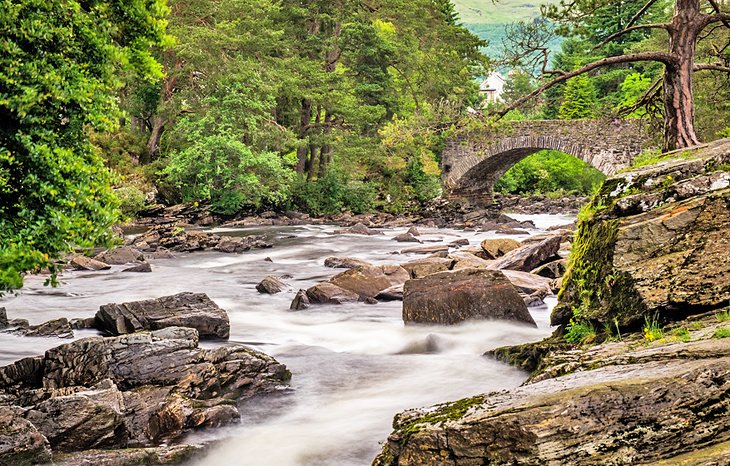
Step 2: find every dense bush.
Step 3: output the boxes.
[291,171,378,216]
[116,187,147,218]
[495,150,605,196]
[162,132,296,215]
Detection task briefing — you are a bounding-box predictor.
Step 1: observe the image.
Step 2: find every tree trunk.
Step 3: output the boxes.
[319,112,335,178]
[663,0,702,151]
[145,117,165,163]
[296,99,312,173]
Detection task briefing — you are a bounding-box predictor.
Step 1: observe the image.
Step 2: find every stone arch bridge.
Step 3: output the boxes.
[441,119,658,206]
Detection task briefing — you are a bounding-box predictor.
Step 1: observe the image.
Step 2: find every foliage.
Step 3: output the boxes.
[495,150,605,196]
[671,327,691,343]
[716,310,730,322]
[162,131,295,215]
[0,0,168,292]
[558,75,598,119]
[116,187,147,218]
[713,327,730,339]
[643,314,664,342]
[290,171,377,216]
[564,319,596,344]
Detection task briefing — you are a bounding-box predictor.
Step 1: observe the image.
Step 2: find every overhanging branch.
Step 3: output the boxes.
[491,52,674,118]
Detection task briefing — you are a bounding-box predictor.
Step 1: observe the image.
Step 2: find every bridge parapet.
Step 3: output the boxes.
[441,118,658,207]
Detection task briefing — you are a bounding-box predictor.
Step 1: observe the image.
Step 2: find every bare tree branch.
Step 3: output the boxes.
[694,62,730,72]
[491,52,674,118]
[703,12,730,27]
[593,23,670,50]
[706,0,730,30]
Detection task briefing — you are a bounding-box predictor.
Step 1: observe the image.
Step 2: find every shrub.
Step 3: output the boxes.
[115,187,147,218]
[163,133,295,215]
[713,326,730,339]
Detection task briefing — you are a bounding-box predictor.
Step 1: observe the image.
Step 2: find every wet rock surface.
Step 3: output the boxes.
[256,276,287,294]
[95,292,230,339]
[402,268,536,326]
[329,265,410,299]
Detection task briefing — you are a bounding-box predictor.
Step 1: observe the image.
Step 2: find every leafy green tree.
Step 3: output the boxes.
[0,0,168,292]
[559,75,598,119]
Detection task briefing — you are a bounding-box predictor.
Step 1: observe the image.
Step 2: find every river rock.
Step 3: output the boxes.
[531,258,567,279]
[400,245,450,255]
[401,258,454,278]
[489,235,561,272]
[330,265,410,299]
[305,282,359,305]
[333,222,382,235]
[500,269,553,296]
[479,238,520,259]
[94,247,145,265]
[402,268,536,326]
[95,292,230,339]
[323,257,372,269]
[0,407,52,465]
[449,251,492,270]
[24,380,127,451]
[69,255,111,271]
[374,355,730,466]
[406,226,421,236]
[256,276,287,294]
[290,290,311,310]
[13,318,74,339]
[122,262,152,273]
[554,140,730,328]
[376,284,404,301]
[392,232,421,243]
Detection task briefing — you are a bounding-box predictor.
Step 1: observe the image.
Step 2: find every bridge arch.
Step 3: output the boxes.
[441,119,657,207]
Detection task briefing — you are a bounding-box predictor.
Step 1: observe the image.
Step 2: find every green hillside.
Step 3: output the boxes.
[452,0,559,57]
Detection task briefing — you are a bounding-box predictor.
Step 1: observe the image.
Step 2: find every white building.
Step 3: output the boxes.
[480,72,506,104]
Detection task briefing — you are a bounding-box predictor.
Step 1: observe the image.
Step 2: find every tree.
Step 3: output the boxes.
[0,0,168,292]
[559,74,598,119]
[498,0,730,151]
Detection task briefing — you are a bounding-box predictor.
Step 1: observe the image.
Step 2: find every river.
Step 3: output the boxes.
[0,214,573,466]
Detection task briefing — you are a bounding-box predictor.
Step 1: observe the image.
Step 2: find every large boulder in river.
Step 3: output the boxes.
[330,265,410,299]
[95,292,230,340]
[553,139,730,328]
[402,268,536,326]
[489,235,561,272]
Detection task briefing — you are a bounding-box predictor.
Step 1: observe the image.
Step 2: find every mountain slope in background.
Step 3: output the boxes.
[452,0,559,58]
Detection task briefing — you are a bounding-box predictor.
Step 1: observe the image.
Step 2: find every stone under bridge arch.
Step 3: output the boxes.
[441,119,657,207]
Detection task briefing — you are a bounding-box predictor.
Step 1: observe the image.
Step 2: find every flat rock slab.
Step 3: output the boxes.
[402,268,536,326]
[95,292,230,340]
[489,235,561,272]
[374,356,730,466]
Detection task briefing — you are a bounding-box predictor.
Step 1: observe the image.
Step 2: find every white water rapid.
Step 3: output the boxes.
[0,214,573,466]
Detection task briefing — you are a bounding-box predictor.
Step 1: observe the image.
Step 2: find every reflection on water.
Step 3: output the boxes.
[0,215,573,466]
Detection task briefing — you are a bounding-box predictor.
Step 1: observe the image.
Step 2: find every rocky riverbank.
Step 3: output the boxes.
[373,139,730,465]
[0,294,290,465]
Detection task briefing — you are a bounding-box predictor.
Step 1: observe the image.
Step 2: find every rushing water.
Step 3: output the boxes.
[0,214,573,466]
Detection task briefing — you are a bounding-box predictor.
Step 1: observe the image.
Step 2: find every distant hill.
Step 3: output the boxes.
[452,0,559,59]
